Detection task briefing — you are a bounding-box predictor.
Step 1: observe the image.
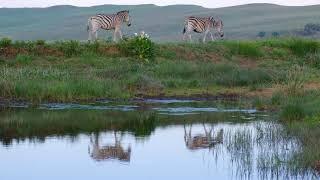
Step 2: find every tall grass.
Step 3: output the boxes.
[288,39,319,57]
[0,38,319,101]
[224,41,264,58]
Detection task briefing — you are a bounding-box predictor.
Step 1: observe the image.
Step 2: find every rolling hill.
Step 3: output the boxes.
[0,3,319,41]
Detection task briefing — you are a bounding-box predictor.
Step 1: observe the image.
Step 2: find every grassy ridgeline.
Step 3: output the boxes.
[0,38,320,102]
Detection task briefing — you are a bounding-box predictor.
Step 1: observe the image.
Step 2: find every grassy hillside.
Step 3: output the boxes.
[0,4,320,41]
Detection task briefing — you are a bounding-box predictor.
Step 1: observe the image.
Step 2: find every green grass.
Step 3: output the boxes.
[224,41,264,58]
[288,38,319,57]
[0,38,319,102]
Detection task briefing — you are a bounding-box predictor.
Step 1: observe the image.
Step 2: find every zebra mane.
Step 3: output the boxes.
[116,10,129,15]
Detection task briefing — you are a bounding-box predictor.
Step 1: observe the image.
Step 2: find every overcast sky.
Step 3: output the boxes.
[1,0,319,8]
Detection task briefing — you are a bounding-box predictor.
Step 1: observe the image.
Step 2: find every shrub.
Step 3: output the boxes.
[119,32,155,62]
[271,32,280,37]
[0,37,12,48]
[35,39,46,46]
[304,23,320,35]
[257,31,266,38]
[285,65,306,96]
[15,54,33,64]
[56,40,81,57]
[13,41,38,52]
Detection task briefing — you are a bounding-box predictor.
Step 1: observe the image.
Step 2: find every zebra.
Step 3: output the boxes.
[89,132,131,162]
[87,10,132,42]
[182,16,224,42]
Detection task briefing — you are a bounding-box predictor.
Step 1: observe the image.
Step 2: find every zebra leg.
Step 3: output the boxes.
[188,34,192,42]
[182,30,187,41]
[203,31,209,43]
[94,31,98,40]
[113,30,117,42]
[210,32,214,41]
[118,29,123,40]
[88,30,92,42]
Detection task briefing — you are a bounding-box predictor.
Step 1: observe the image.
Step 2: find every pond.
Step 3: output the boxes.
[0,100,318,180]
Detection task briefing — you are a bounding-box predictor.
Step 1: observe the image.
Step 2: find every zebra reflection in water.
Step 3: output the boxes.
[88,132,131,162]
[184,123,223,150]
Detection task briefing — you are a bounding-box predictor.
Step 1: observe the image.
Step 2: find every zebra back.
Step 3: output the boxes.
[185,16,215,33]
[89,10,130,30]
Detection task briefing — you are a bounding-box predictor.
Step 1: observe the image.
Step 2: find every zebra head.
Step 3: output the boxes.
[117,10,131,27]
[213,18,224,38]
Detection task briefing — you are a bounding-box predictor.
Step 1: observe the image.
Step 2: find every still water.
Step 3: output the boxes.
[0,100,318,180]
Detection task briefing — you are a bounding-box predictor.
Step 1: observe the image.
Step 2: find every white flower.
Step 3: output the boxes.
[134,33,138,36]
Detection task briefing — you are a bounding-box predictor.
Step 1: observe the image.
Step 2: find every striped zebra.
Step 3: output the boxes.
[89,132,131,162]
[87,10,132,42]
[182,16,224,42]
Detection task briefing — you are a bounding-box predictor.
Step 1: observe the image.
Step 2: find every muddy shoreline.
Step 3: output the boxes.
[0,93,242,108]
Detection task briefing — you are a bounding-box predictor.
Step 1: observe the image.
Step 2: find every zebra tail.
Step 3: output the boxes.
[183,27,186,34]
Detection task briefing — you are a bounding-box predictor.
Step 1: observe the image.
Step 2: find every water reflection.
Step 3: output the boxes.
[0,104,318,179]
[184,123,223,150]
[89,132,131,162]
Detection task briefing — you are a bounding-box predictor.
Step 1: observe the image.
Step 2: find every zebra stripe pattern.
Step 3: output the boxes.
[183,16,224,42]
[87,10,131,42]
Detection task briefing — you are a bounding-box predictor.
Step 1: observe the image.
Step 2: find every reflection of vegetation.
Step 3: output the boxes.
[257,89,320,174]
[226,128,253,178]
[0,110,156,145]
[0,107,318,178]
[222,122,317,179]
[0,109,250,146]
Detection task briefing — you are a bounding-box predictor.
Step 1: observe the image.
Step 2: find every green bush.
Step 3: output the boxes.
[14,40,37,51]
[13,40,27,48]
[56,40,81,57]
[15,54,33,64]
[119,32,155,62]
[0,37,12,48]
[35,39,46,46]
